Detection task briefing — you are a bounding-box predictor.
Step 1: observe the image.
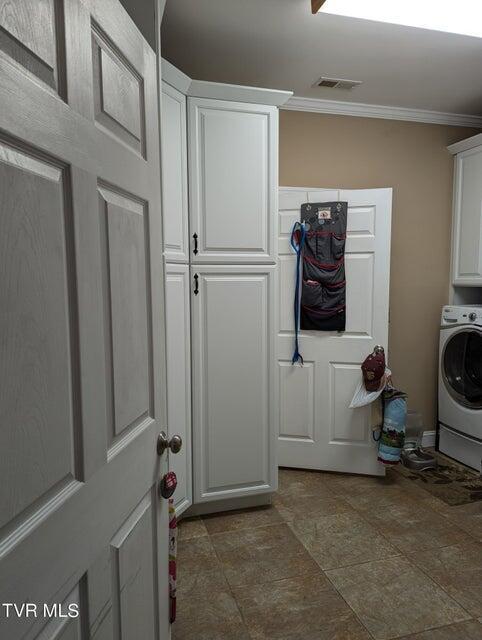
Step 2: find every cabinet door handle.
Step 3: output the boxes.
[193,273,199,295]
[193,233,198,255]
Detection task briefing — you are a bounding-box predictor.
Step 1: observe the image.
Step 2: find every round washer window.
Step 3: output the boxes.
[443,329,482,409]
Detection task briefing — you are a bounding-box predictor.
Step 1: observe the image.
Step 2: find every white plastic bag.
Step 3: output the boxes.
[349,368,391,408]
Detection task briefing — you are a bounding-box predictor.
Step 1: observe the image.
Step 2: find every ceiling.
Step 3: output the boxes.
[161,0,482,116]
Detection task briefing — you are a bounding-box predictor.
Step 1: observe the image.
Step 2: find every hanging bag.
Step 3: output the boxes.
[290,202,348,365]
[299,201,348,332]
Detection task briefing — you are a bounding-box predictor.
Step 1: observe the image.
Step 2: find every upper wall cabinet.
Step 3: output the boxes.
[161,82,189,262]
[188,98,278,264]
[449,136,482,286]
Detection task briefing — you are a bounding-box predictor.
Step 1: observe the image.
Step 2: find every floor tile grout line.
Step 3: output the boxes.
[347,502,408,555]
[207,519,331,591]
[344,488,475,558]
[281,504,380,640]
[203,510,286,536]
[436,510,482,543]
[296,490,414,561]
[402,547,478,620]
[285,513,404,574]
[390,618,478,640]
[320,566,378,640]
[206,527,256,639]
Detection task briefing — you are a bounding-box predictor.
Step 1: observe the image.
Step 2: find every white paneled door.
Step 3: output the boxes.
[191,265,277,502]
[278,188,392,476]
[0,1,169,638]
[188,98,278,264]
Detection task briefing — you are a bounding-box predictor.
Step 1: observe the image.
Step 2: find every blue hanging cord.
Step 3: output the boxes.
[290,221,306,365]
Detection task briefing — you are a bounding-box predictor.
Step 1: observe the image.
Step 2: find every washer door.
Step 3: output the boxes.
[443,329,482,409]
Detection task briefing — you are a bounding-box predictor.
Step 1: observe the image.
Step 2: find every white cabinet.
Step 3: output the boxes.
[162,79,191,515]
[161,60,291,514]
[450,138,482,286]
[161,82,189,263]
[188,98,278,264]
[191,265,277,502]
[165,263,192,515]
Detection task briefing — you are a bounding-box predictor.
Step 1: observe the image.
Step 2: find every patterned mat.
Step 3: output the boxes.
[394,450,482,506]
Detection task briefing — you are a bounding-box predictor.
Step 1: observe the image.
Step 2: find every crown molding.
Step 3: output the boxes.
[283,96,482,128]
[161,58,293,106]
[161,58,191,94]
[188,80,292,107]
[447,133,482,155]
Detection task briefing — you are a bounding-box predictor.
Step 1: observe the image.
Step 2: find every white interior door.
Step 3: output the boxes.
[188,97,278,264]
[277,187,392,476]
[165,263,192,515]
[191,265,277,502]
[0,1,169,638]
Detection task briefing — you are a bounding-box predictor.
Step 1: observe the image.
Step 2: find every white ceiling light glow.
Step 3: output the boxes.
[318,0,482,38]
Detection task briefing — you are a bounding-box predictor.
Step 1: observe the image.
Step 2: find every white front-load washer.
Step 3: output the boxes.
[439,305,482,472]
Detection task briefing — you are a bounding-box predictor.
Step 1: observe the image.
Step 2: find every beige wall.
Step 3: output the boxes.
[279,110,480,430]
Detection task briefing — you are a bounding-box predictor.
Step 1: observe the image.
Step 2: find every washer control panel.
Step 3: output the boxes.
[442,305,482,326]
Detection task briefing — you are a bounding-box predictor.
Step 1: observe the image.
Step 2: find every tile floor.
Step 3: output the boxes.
[173,467,482,640]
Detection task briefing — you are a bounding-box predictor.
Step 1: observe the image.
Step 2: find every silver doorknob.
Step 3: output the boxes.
[157,431,182,456]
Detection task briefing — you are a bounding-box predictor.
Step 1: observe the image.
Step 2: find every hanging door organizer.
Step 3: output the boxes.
[297,201,348,332]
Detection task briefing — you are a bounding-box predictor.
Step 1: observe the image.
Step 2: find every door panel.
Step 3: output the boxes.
[191,265,277,502]
[112,493,157,640]
[0,1,169,638]
[92,22,146,155]
[84,488,163,640]
[165,263,192,515]
[0,0,65,95]
[161,82,189,263]
[0,144,79,529]
[188,98,278,263]
[277,188,392,475]
[98,186,152,442]
[452,148,482,285]
[278,360,315,441]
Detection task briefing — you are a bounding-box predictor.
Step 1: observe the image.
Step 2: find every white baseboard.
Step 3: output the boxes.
[421,430,436,448]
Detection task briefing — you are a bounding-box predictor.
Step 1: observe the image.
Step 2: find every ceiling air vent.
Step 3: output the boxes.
[315,77,362,90]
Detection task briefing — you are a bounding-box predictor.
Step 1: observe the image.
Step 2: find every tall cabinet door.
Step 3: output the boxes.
[161,82,189,262]
[452,147,482,286]
[188,98,278,263]
[191,265,277,502]
[165,264,192,514]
